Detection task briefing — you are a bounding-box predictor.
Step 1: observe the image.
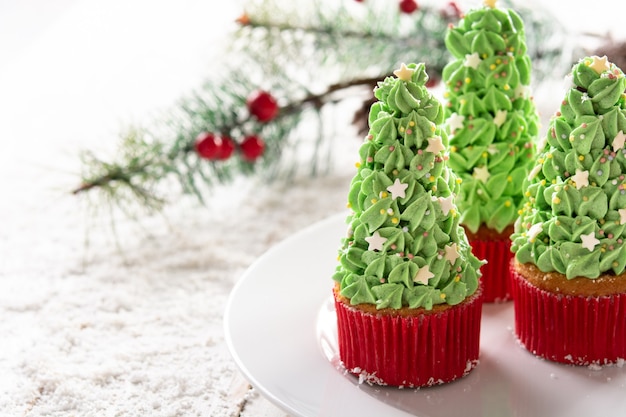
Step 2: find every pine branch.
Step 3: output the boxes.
[71,74,386,207]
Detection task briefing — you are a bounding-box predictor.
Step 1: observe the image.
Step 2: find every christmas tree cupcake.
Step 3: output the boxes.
[442,0,540,302]
[510,56,626,366]
[332,63,484,387]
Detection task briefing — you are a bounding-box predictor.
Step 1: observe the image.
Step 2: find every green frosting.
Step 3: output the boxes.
[442,2,540,233]
[511,56,626,279]
[333,63,484,310]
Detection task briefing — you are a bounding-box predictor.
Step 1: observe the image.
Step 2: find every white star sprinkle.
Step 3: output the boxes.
[393,63,415,81]
[527,223,543,242]
[438,195,455,216]
[447,113,465,133]
[580,232,600,252]
[387,178,408,200]
[473,166,490,183]
[613,130,626,151]
[414,265,435,285]
[426,136,446,154]
[581,92,590,103]
[514,84,530,99]
[464,53,481,70]
[365,231,387,251]
[444,243,461,264]
[589,55,610,74]
[493,110,507,128]
[619,208,626,225]
[571,169,589,190]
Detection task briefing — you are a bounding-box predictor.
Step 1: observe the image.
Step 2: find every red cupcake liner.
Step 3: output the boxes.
[469,237,512,303]
[511,267,626,366]
[334,288,483,387]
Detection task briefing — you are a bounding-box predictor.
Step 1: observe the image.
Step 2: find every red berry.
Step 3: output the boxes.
[441,1,462,20]
[194,133,235,160]
[426,76,440,88]
[216,136,235,160]
[194,132,222,159]
[247,90,279,122]
[240,135,265,161]
[399,0,418,14]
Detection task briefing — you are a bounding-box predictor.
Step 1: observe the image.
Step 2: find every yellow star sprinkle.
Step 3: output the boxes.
[393,63,415,81]
[484,0,497,8]
[588,55,611,74]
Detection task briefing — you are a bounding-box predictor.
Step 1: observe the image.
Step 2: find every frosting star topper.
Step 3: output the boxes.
[588,55,611,74]
[484,0,497,8]
[393,63,415,81]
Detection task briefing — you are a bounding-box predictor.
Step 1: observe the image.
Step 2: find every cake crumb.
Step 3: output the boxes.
[549,373,557,379]
[351,367,387,386]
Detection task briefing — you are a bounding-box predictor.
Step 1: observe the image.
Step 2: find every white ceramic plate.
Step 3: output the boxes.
[224,212,626,417]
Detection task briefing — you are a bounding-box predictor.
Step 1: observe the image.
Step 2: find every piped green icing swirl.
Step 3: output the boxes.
[333,63,484,310]
[442,3,540,233]
[511,56,626,279]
